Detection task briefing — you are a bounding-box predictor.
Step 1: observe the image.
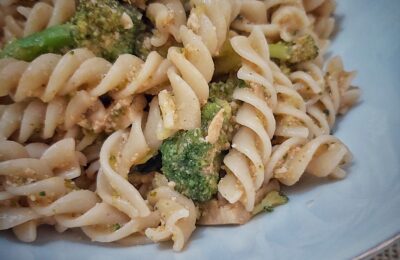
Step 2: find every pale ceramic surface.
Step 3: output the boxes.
[1,1,399,259]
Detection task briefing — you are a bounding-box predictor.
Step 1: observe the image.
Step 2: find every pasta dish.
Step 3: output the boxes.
[0,0,360,251]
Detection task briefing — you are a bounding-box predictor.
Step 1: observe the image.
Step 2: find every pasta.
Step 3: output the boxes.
[0,0,360,252]
[0,138,86,241]
[0,48,170,102]
[0,96,103,143]
[218,27,277,212]
[232,0,309,42]
[265,135,352,185]
[0,0,75,45]
[274,62,328,139]
[145,177,197,251]
[146,0,187,47]
[303,0,336,39]
[186,0,241,56]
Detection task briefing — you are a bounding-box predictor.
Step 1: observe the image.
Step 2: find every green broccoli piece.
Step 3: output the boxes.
[209,76,247,102]
[0,0,145,61]
[213,35,318,76]
[252,191,288,215]
[160,77,248,202]
[201,98,233,150]
[160,129,220,202]
[269,35,319,64]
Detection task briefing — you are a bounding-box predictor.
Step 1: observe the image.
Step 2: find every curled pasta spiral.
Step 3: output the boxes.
[218,28,277,212]
[265,135,352,185]
[272,61,328,139]
[154,25,214,136]
[53,109,162,243]
[146,0,187,47]
[294,60,334,133]
[56,96,162,243]
[1,0,75,43]
[273,84,315,140]
[0,93,105,143]
[0,138,88,242]
[301,57,359,135]
[1,48,98,102]
[324,56,360,114]
[145,184,197,251]
[155,1,251,137]
[91,51,171,99]
[290,61,326,103]
[303,0,336,39]
[0,48,171,102]
[282,58,360,138]
[232,0,310,41]
[187,0,241,56]
[0,0,18,38]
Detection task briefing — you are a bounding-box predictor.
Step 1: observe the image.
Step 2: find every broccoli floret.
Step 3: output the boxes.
[213,35,318,76]
[71,0,145,61]
[252,191,288,215]
[209,76,247,102]
[160,129,220,202]
[269,35,319,64]
[0,0,145,61]
[160,77,247,202]
[160,98,235,201]
[201,98,233,150]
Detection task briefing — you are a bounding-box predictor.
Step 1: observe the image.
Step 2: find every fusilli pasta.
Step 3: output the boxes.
[146,183,197,251]
[0,94,104,143]
[0,49,170,102]
[1,0,75,44]
[232,0,309,42]
[265,135,352,185]
[0,138,86,241]
[218,27,277,212]
[0,0,361,252]
[146,0,187,47]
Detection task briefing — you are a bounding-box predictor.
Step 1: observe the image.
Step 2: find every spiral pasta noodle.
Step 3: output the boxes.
[1,0,75,44]
[155,0,242,135]
[44,100,161,243]
[232,0,310,42]
[293,60,335,133]
[0,0,18,36]
[144,24,214,138]
[265,135,352,185]
[146,0,187,47]
[218,28,277,212]
[0,138,88,242]
[0,48,170,102]
[56,95,163,243]
[283,58,360,137]
[273,83,317,140]
[303,0,336,39]
[186,0,241,56]
[0,49,170,142]
[145,183,197,251]
[272,61,328,139]
[0,92,106,143]
[157,37,210,134]
[324,56,361,114]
